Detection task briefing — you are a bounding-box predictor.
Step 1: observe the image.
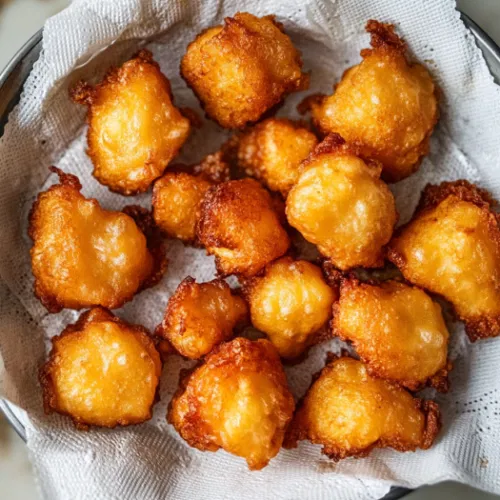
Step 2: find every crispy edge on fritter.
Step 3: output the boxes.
[387,180,500,341]
[331,276,451,392]
[283,353,441,460]
[39,307,161,431]
[154,276,248,359]
[167,337,294,458]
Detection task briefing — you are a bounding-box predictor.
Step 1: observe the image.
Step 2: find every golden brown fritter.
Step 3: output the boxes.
[284,356,440,460]
[286,134,397,270]
[388,180,500,341]
[306,20,438,182]
[29,167,166,313]
[40,307,161,430]
[181,12,309,129]
[232,118,318,196]
[197,178,291,277]
[71,49,191,195]
[155,277,248,359]
[152,152,231,243]
[332,278,450,391]
[243,257,336,359]
[168,337,295,470]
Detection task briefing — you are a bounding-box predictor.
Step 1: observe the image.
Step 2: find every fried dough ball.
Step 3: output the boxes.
[168,338,294,469]
[29,168,166,313]
[181,12,309,129]
[332,279,450,391]
[307,20,438,182]
[197,178,290,277]
[71,49,190,194]
[284,356,440,460]
[40,308,161,429]
[244,257,336,359]
[155,277,248,359]
[286,135,397,270]
[388,180,500,341]
[152,152,230,243]
[233,118,318,196]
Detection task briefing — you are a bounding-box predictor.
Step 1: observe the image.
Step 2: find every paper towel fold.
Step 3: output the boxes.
[1,0,500,498]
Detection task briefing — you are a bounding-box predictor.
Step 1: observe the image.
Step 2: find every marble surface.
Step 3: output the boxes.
[0,0,500,499]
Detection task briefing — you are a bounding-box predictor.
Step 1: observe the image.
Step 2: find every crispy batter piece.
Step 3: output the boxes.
[284,356,440,460]
[152,152,231,243]
[231,118,318,196]
[71,49,191,194]
[40,307,161,430]
[388,180,500,341]
[181,12,309,129]
[286,134,397,270]
[332,278,450,391]
[197,178,290,277]
[306,20,438,182]
[155,277,248,359]
[29,168,166,312]
[168,338,295,470]
[243,257,337,359]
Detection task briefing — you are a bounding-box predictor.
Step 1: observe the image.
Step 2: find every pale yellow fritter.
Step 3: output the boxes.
[388,180,500,341]
[29,168,166,313]
[286,134,397,270]
[155,277,248,359]
[197,178,290,277]
[71,49,191,194]
[285,357,441,460]
[244,257,336,359]
[333,279,450,391]
[168,338,295,470]
[307,20,438,182]
[233,118,318,196]
[40,307,161,430]
[181,12,309,129]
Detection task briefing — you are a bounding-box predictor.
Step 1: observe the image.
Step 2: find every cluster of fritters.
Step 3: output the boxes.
[30,13,500,470]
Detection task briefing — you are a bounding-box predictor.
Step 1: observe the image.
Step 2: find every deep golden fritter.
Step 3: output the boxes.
[307,20,438,182]
[40,308,161,430]
[155,277,248,359]
[232,118,318,196]
[244,257,336,359]
[29,168,166,313]
[71,49,191,194]
[285,356,440,460]
[388,180,500,341]
[152,152,231,243]
[181,12,309,129]
[197,178,290,277]
[168,338,295,470]
[332,278,450,391]
[286,134,397,270]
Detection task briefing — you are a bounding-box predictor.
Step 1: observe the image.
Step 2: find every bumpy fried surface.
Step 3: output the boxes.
[333,279,450,391]
[71,49,190,194]
[155,277,248,359]
[285,356,440,460]
[181,12,309,129]
[286,135,397,270]
[244,257,336,359]
[29,168,165,313]
[40,308,161,429]
[197,178,290,277]
[233,118,318,196]
[388,180,500,341]
[152,152,231,243]
[168,338,295,469]
[308,20,438,182]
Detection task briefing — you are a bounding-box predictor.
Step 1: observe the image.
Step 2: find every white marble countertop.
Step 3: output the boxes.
[0,0,500,499]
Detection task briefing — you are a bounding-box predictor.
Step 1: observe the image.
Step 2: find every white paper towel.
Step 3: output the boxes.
[1,0,500,498]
